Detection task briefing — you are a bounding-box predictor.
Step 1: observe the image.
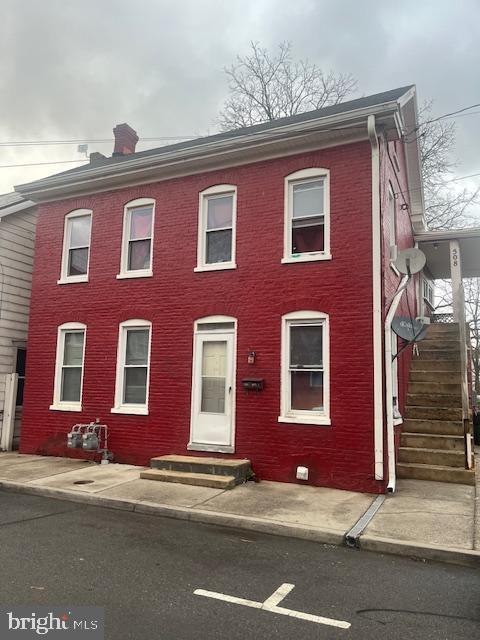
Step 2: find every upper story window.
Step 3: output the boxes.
[50,322,86,412]
[279,311,330,426]
[388,183,398,265]
[118,198,155,279]
[195,185,237,272]
[112,319,152,415]
[59,210,92,284]
[282,169,331,264]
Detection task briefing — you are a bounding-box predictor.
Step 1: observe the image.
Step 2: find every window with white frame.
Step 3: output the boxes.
[283,169,330,263]
[279,311,330,425]
[388,183,397,263]
[195,185,236,271]
[422,277,435,308]
[112,320,151,414]
[59,210,92,283]
[118,198,155,278]
[50,323,86,411]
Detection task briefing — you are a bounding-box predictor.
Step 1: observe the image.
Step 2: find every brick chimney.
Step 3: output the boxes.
[112,123,139,156]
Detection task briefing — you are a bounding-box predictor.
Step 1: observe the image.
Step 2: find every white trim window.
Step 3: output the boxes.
[112,319,152,415]
[50,322,86,411]
[282,168,331,264]
[59,209,92,284]
[279,311,330,425]
[422,276,435,309]
[118,198,155,279]
[388,183,398,267]
[195,185,237,271]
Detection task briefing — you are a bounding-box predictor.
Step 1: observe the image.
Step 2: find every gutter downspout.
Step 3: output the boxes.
[385,274,410,492]
[368,115,384,481]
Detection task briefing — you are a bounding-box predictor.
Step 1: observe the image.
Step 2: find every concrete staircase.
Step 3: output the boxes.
[140,455,251,489]
[398,323,475,485]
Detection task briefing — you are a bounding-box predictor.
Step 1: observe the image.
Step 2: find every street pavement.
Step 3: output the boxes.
[0,490,479,639]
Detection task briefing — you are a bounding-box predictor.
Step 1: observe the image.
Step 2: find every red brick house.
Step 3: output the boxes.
[15,86,477,493]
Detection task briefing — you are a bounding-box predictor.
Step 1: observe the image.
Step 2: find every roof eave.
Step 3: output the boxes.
[15,99,405,203]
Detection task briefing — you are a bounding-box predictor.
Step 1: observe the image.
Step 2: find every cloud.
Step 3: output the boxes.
[1,0,479,204]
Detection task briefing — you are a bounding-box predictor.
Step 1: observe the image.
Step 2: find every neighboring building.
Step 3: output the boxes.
[0,193,37,450]
[15,86,478,492]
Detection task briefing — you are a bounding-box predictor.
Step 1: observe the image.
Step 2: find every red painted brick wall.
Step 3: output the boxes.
[380,138,418,457]
[20,141,386,493]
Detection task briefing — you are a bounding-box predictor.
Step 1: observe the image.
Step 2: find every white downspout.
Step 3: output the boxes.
[385,275,410,492]
[368,115,384,481]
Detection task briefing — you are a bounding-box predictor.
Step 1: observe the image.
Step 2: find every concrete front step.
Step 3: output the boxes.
[408,382,462,395]
[411,359,461,372]
[406,393,461,407]
[398,446,465,467]
[400,432,465,451]
[402,419,464,435]
[415,349,461,361]
[397,462,475,485]
[405,406,463,421]
[409,370,462,383]
[140,469,236,489]
[149,454,251,485]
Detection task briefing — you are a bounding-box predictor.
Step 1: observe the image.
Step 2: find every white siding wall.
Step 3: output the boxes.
[0,207,37,445]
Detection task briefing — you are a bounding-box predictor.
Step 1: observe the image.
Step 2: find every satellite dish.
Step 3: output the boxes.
[392,316,428,342]
[393,248,426,275]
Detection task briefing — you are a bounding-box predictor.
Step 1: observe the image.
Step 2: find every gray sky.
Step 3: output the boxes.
[1,0,479,203]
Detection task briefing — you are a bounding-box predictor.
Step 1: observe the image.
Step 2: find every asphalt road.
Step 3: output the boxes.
[0,490,479,639]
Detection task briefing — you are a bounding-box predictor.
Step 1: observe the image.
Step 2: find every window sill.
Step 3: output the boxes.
[393,416,403,426]
[111,406,149,415]
[49,403,82,412]
[116,270,153,280]
[278,414,331,426]
[57,276,88,285]
[281,253,332,264]
[194,263,237,273]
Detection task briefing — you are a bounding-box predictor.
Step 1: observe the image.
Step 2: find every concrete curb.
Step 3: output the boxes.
[359,533,480,569]
[1,479,479,567]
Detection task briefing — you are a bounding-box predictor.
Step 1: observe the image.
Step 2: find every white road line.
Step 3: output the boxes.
[194,583,351,629]
[262,582,295,609]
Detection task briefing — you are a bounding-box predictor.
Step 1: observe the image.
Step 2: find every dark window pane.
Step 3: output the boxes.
[15,378,24,407]
[207,195,233,230]
[124,367,147,404]
[15,349,26,377]
[206,229,232,264]
[128,239,151,270]
[292,180,324,218]
[292,220,324,253]
[68,247,89,275]
[291,370,324,411]
[61,367,82,402]
[69,215,91,247]
[130,207,152,240]
[125,329,149,365]
[290,325,323,368]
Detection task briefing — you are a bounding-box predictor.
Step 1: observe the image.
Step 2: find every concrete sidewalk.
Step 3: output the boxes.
[0,452,478,567]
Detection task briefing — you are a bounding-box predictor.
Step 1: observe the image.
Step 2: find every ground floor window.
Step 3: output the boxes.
[50,323,86,411]
[112,319,152,415]
[279,311,330,425]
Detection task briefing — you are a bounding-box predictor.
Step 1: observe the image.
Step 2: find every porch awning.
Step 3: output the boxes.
[414,227,480,279]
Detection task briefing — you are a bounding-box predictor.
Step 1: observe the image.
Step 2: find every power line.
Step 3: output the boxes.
[0,136,197,148]
[0,159,88,169]
[392,170,480,200]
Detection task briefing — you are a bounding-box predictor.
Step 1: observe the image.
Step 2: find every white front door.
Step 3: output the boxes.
[190,326,235,452]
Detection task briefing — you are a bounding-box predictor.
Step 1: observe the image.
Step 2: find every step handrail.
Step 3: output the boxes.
[457,283,473,469]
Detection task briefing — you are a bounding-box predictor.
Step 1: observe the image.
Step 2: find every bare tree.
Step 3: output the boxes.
[417,101,479,230]
[218,41,357,131]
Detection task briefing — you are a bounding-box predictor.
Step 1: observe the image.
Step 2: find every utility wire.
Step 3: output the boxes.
[0,159,88,169]
[0,136,196,148]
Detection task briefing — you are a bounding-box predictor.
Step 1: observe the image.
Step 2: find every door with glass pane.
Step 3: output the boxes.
[190,331,235,451]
